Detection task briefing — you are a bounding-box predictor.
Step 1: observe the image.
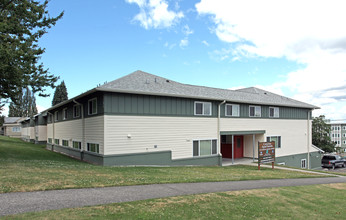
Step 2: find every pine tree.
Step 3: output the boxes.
[8,88,38,117]
[52,81,68,106]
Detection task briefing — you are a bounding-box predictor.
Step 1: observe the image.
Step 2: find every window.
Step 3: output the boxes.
[343,140,346,144]
[338,134,340,137]
[48,138,52,144]
[62,140,69,147]
[249,105,261,117]
[63,108,67,120]
[54,139,59,145]
[343,134,346,137]
[73,105,81,118]
[301,159,306,169]
[55,111,59,121]
[193,139,217,156]
[267,136,281,148]
[88,98,97,115]
[269,107,279,118]
[194,102,212,116]
[73,141,81,149]
[48,114,53,123]
[225,104,240,117]
[87,143,99,153]
[12,126,21,132]
[343,126,346,130]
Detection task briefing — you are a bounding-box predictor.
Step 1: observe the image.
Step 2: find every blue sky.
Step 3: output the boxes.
[6,0,346,120]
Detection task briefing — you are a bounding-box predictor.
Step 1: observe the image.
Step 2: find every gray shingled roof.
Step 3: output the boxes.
[4,117,21,124]
[97,70,318,109]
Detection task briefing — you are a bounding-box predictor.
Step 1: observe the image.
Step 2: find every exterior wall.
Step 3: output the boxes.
[35,125,47,143]
[243,134,264,158]
[276,151,322,169]
[4,124,22,138]
[220,118,312,158]
[29,125,35,142]
[104,115,217,159]
[330,123,346,151]
[46,116,104,154]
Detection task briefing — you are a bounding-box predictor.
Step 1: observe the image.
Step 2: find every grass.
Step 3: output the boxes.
[0,136,325,193]
[6,183,346,219]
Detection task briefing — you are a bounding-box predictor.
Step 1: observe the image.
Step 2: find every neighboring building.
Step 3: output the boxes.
[2,117,24,138]
[329,122,346,153]
[44,70,321,168]
[21,117,35,143]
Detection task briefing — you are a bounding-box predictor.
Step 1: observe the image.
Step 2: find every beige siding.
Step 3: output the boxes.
[4,125,21,138]
[29,126,35,140]
[21,127,28,139]
[36,125,47,141]
[46,116,104,154]
[85,116,104,154]
[104,115,217,159]
[220,118,313,157]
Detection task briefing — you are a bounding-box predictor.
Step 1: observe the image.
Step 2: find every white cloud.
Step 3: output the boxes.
[179,38,188,48]
[126,0,184,29]
[196,0,346,119]
[202,40,209,46]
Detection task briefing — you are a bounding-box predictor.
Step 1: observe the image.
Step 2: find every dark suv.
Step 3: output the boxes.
[321,155,346,169]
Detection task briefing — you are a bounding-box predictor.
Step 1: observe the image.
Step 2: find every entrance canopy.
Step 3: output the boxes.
[220,130,265,136]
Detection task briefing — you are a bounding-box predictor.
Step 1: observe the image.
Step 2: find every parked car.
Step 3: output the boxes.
[321,155,346,169]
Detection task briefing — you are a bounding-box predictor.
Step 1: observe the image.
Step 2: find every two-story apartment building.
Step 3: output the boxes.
[44,71,321,168]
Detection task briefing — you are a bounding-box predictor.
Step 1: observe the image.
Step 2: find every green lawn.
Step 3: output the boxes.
[7,183,346,219]
[0,136,325,193]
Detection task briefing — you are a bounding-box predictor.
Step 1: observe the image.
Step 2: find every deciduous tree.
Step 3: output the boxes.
[312,115,335,152]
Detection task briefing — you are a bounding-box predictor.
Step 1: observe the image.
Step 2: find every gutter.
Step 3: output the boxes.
[217,100,226,162]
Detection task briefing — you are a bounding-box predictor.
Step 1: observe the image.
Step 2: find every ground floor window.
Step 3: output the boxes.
[301,159,306,169]
[73,141,81,149]
[48,138,52,144]
[266,136,281,148]
[12,126,21,132]
[54,139,59,145]
[87,143,99,153]
[62,140,69,147]
[193,139,217,156]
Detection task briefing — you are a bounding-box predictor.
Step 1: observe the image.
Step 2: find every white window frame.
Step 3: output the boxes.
[225,104,240,117]
[63,108,67,120]
[73,140,82,149]
[55,111,59,121]
[301,159,306,169]
[73,105,81,118]
[87,142,100,153]
[249,105,261,117]
[193,139,217,156]
[343,126,346,130]
[266,136,281,148]
[62,139,69,147]
[12,126,21,132]
[194,101,212,116]
[269,107,279,118]
[54,139,59,145]
[343,140,346,144]
[88,98,97,115]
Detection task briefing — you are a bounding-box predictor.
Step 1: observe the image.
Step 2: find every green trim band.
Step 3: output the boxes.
[221,130,266,135]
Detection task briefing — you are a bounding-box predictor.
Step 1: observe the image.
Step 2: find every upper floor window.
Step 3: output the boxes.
[63,108,67,120]
[225,104,240,117]
[249,105,261,117]
[55,111,59,121]
[269,107,279,118]
[73,105,81,118]
[194,101,211,116]
[88,98,97,115]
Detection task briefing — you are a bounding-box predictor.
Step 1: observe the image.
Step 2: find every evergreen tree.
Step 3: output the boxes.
[8,88,38,117]
[312,115,335,152]
[52,81,68,106]
[0,0,64,107]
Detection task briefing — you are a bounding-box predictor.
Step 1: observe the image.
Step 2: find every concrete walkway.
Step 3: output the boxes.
[1,176,345,216]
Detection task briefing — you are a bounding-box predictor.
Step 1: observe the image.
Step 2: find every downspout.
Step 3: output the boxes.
[218,100,226,165]
[47,112,54,151]
[73,99,85,161]
[307,110,311,169]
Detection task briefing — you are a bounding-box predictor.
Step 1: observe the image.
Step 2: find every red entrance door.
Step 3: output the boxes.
[233,135,244,159]
[221,135,244,159]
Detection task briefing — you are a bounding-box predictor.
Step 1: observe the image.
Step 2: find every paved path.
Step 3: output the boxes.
[1,177,345,216]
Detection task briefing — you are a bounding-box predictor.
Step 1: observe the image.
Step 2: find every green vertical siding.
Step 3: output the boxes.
[104,92,218,117]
